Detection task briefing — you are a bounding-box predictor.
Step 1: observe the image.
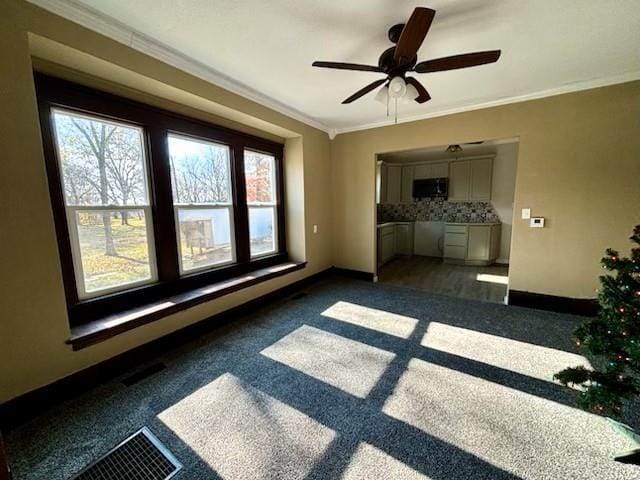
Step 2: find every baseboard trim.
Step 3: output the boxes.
[0,267,332,431]
[508,289,598,317]
[330,267,375,282]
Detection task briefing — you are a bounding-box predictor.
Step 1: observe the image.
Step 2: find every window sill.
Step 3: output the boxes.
[68,261,306,350]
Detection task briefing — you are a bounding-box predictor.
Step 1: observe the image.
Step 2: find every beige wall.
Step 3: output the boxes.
[490,142,519,263]
[332,81,640,299]
[0,0,332,404]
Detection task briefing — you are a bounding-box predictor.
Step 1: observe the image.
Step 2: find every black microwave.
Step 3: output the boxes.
[413,178,448,199]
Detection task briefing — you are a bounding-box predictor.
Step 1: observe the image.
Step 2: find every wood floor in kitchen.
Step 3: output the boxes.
[377,256,509,304]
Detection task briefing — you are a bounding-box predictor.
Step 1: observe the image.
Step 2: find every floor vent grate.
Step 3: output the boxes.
[71,427,182,480]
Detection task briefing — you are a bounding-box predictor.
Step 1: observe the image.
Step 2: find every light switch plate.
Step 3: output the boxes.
[313,224,318,234]
[530,217,545,228]
[521,208,531,220]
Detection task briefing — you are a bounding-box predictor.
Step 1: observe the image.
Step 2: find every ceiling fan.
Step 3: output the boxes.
[312,7,501,105]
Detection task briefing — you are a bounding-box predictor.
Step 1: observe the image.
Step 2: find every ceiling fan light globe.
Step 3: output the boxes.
[388,76,407,98]
[401,83,420,104]
[374,86,389,104]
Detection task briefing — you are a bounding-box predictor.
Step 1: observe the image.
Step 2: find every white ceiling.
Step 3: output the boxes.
[33,0,640,134]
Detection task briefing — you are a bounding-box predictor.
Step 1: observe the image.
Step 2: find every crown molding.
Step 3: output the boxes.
[333,70,640,135]
[26,0,640,139]
[26,0,332,134]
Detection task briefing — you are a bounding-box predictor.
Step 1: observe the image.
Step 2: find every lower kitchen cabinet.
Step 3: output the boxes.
[379,225,396,265]
[378,222,414,266]
[443,223,501,265]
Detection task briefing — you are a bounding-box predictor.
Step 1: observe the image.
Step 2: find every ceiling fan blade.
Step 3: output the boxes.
[342,79,387,104]
[405,77,431,104]
[312,61,384,73]
[394,7,436,64]
[414,50,501,73]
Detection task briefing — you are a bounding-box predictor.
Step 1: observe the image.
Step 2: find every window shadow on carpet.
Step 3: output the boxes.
[8,277,638,479]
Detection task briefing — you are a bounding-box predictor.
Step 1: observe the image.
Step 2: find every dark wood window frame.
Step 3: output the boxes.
[36,74,288,326]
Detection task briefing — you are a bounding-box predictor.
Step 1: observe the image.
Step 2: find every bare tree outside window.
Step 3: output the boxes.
[52,110,154,296]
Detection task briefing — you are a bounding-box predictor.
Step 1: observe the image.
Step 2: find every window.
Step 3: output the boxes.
[168,135,235,272]
[37,75,285,324]
[244,150,278,257]
[51,110,156,298]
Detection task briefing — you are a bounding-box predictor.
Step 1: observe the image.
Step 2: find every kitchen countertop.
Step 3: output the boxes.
[376,221,414,228]
[445,222,501,226]
[378,220,501,228]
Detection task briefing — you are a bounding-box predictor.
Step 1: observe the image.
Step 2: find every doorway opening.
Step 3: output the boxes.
[374,138,518,304]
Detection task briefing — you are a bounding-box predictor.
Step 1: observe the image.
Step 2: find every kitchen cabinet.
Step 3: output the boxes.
[413,162,448,180]
[386,165,402,203]
[448,157,493,202]
[470,157,492,200]
[376,162,385,204]
[443,223,501,265]
[467,225,491,260]
[401,166,414,203]
[381,158,488,204]
[379,225,396,265]
[431,162,449,178]
[448,161,471,202]
[377,222,414,266]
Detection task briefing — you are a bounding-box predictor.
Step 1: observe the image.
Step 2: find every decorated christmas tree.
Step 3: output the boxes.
[554,225,640,417]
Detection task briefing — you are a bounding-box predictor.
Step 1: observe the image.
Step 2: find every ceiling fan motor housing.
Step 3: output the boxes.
[378,47,416,76]
[388,23,405,43]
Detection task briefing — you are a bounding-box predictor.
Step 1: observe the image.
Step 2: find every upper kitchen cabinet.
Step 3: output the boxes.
[386,165,402,203]
[470,157,493,200]
[448,157,493,202]
[448,161,471,202]
[401,166,414,203]
[413,162,448,180]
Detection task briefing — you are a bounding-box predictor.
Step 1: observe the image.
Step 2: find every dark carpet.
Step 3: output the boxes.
[6,277,639,479]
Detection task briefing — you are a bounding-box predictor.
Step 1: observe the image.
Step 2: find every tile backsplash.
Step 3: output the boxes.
[378,199,500,223]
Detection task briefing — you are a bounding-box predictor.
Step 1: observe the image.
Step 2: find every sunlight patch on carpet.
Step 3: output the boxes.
[421,322,590,384]
[382,358,628,480]
[158,373,335,480]
[341,442,431,480]
[321,301,418,338]
[261,325,395,398]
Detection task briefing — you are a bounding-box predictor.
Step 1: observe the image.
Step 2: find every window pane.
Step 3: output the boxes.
[249,207,275,256]
[177,208,233,271]
[168,135,231,204]
[244,151,275,203]
[75,209,152,293]
[52,110,148,206]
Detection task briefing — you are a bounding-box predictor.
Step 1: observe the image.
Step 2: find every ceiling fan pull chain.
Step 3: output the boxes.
[394,98,398,124]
